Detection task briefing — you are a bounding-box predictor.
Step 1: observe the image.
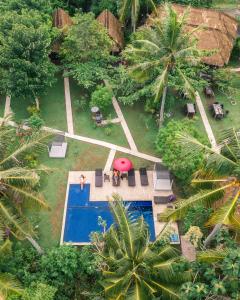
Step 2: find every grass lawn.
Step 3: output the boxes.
[120,103,159,156]
[0,96,5,117]
[200,73,240,140]
[212,0,240,8]
[166,97,208,139]
[70,79,129,147]
[35,139,109,249]
[11,73,67,131]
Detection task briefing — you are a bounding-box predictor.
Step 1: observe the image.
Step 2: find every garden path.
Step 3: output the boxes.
[104,80,138,151]
[0,117,162,163]
[104,149,116,172]
[4,96,11,117]
[195,92,218,151]
[64,76,74,135]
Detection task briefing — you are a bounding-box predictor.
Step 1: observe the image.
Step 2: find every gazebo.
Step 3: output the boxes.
[97,10,124,53]
[147,4,239,67]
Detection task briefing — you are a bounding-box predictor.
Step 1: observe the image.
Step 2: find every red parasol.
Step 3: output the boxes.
[113,158,133,172]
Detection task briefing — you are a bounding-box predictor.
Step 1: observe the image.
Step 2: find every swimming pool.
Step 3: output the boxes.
[63,184,156,243]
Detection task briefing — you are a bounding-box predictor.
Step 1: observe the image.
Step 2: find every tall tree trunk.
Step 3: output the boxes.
[203,224,222,248]
[26,235,44,255]
[159,86,168,127]
[35,97,40,111]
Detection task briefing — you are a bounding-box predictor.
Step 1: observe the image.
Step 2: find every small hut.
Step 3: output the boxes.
[147,5,239,67]
[97,10,124,53]
[53,8,73,29]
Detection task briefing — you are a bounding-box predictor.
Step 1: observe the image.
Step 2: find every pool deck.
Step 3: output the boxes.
[60,171,179,245]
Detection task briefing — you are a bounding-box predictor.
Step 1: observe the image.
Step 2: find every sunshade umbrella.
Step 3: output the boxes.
[113,158,133,172]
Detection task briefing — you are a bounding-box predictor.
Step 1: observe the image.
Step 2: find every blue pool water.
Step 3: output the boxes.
[63,184,156,243]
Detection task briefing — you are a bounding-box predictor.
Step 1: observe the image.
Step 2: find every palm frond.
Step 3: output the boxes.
[161,184,233,222]
[206,191,239,227]
[0,273,23,298]
[197,249,230,263]
[154,66,169,102]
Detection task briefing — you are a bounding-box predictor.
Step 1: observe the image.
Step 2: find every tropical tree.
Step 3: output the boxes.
[92,195,190,299]
[0,10,56,109]
[0,117,50,253]
[0,233,23,299]
[124,4,203,125]
[119,0,156,32]
[161,128,240,247]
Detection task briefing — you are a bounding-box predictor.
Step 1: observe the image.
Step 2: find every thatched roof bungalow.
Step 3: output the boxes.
[53,8,73,29]
[97,10,124,52]
[147,4,239,67]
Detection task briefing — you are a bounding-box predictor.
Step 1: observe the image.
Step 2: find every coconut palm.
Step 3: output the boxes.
[119,0,156,32]
[0,232,23,299]
[124,4,203,126]
[93,195,190,299]
[161,128,240,247]
[0,117,50,253]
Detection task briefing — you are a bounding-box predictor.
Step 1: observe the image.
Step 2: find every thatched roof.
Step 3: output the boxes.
[53,8,73,29]
[147,4,239,67]
[97,10,124,52]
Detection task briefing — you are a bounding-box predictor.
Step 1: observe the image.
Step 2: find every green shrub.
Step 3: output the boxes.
[90,85,113,116]
[26,114,44,130]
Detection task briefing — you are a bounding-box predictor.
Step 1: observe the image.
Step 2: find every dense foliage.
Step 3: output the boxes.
[0,10,56,100]
[90,85,113,116]
[4,245,102,300]
[61,12,113,90]
[156,119,205,185]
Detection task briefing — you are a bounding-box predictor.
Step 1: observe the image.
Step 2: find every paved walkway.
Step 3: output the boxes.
[104,149,116,172]
[180,236,196,262]
[4,96,11,117]
[195,92,218,151]
[64,76,74,135]
[0,118,161,163]
[104,80,138,151]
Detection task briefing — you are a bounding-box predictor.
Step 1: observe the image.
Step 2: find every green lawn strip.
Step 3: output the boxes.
[199,74,240,140]
[120,103,159,156]
[70,78,129,147]
[10,73,67,131]
[36,138,109,249]
[212,0,239,8]
[40,73,67,132]
[0,96,5,117]
[114,151,155,170]
[166,97,208,139]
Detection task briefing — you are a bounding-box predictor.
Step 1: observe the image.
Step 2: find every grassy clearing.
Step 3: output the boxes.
[11,73,67,131]
[199,73,240,140]
[35,138,109,249]
[0,96,5,117]
[70,78,129,147]
[212,0,240,8]
[120,103,159,156]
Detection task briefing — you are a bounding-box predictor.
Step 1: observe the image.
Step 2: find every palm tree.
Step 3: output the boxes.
[161,128,240,247]
[119,0,156,32]
[124,4,203,126]
[92,195,190,299]
[0,233,23,299]
[0,117,50,253]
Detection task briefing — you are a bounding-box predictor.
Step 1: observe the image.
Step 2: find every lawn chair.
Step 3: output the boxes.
[128,169,136,187]
[95,169,103,187]
[139,168,149,186]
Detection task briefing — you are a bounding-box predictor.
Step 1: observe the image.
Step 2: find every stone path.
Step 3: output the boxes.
[102,117,121,125]
[195,92,218,151]
[180,236,196,262]
[104,80,138,151]
[4,96,11,117]
[104,149,116,172]
[64,76,74,135]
